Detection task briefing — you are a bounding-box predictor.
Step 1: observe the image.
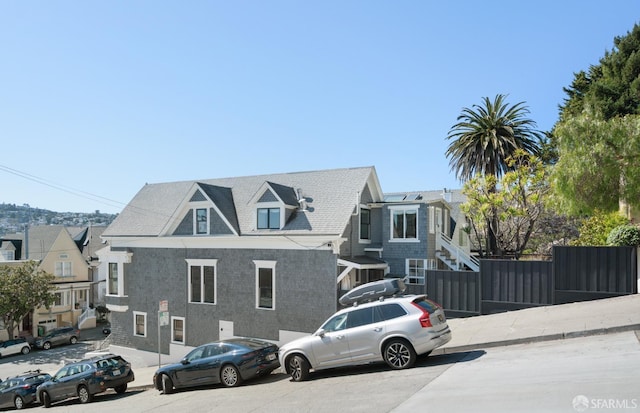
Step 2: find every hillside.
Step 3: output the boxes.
[0,203,117,236]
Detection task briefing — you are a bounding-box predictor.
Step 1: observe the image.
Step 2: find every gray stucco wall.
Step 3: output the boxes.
[107,247,338,353]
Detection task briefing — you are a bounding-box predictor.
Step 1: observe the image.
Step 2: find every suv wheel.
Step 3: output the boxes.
[114,384,128,394]
[14,395,24,410]
[288,355,310,382]
[21,346,30,355]
[77,385,93,404]
[70,336,78,344]
[384,339,416,370]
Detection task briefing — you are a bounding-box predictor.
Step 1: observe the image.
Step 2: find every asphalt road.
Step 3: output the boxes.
[2,331,639,412]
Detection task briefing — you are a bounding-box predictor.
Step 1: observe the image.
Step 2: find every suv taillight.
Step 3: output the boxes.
[412,303,433,328]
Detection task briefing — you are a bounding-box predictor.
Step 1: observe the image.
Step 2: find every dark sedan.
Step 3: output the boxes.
[0,370,51,410]
[154,338,279,393]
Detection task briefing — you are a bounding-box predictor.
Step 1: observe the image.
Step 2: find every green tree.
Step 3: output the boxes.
[446,94,543,180]
[571,210,629,246]
[0,261,56,338]
[460,150,549,258]
[552,115,640,216]
[446,94,543,256]
[560,24,640,121]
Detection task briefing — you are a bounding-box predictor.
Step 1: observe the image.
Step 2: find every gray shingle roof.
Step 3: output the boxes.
[103,166,381,237]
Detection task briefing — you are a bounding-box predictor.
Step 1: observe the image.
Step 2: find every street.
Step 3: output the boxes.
[3,331,637,413]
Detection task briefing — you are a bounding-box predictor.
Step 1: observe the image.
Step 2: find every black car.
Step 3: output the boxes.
[153,338,279,393]
[36,353,135,407]
[34,327,80,350]
[0,370,52,410]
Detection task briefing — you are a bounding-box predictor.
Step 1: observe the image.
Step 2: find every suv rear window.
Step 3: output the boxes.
[412,297,439,314]
[376,303,408,321]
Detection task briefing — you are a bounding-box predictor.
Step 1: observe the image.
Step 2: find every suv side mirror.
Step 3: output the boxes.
[315,329,326,337]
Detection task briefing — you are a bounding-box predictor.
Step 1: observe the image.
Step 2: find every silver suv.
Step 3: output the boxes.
[279,279,452,381]
[34,327,80,350]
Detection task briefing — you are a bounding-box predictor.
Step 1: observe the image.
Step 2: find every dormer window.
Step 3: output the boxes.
[257,207,280,229]
[195,208,208,234]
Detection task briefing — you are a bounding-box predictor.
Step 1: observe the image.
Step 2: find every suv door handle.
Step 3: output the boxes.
[336,335,345,340]
[373,327,382,332]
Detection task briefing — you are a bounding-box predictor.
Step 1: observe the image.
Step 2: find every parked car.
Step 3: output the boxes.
[0,337,31,358]
[0,370,51,410]
[34,327,80,350]
[279,279,452,381]
[154,338,280,393]
[36,353,135,407]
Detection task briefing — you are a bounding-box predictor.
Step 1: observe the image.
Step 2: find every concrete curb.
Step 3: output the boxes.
[432,323,640,356]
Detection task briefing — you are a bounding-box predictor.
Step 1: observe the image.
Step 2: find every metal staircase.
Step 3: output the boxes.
[435,232,480,272]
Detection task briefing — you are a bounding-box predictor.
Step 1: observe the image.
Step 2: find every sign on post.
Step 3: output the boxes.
[158,300,169,368]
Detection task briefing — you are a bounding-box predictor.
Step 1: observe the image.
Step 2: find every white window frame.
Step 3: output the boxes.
[405,259,435,285]
[133,311,147,337]
[254,260,276,310]
[389,205,419,242]
[103,251,131,298]
[171,316,185,344]
[186,259,218,305]
[194,207,209,235]
[55,261,72,277]
[256,205,282,230]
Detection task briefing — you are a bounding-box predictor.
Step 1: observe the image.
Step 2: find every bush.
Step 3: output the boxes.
[572,210,629,246]
[607,225,640,246]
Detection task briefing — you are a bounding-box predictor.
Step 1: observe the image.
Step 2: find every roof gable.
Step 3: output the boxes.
[104,166,383,238]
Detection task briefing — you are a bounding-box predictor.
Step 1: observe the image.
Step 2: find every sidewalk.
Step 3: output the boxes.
[120,294,640,390]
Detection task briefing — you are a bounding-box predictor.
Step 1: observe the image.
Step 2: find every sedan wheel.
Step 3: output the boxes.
[77,385,93,404]
[41,391,51,408]
[43,342,52,350]
[14,395,25,410]
[114,384,127,394]
[161,374,174,394]
[21,346,31,355]
[70,336,78,344]
[289,355,310,382]
[384,339,416,370]
[220,365,242,387]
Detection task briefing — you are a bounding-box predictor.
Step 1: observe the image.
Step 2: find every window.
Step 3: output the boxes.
[172,317,185,344]
[406,259,435,285]
[133,312,147,337]
[195,208,208,234]
[53,292,63,306]
[360,208,371,241]
[186,259,217,304]
[108,263,118,295]
[55,261,72,277]
[391,206,418,240]
[257,208,280,229]
[254,260,276,310]
[346,308,374,329]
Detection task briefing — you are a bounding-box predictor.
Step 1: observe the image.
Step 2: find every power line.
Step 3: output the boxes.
[0,164,127,211]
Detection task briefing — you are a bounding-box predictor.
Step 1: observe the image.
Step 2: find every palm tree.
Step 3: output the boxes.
[446,94,542,257]
[446,94,542,181]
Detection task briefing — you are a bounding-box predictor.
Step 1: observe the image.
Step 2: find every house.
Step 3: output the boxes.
[0,225,107,341]
[99,166,471,364]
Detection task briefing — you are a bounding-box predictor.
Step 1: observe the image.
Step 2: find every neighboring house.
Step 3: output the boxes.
[100,166,471,364]
[0,225,107,341]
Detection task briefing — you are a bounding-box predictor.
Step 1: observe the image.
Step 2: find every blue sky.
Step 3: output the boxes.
[1,1,638,214]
